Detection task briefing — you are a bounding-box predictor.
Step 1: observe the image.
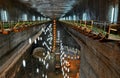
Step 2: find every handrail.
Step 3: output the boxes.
[0,21,49,35]
[62,20,120,41]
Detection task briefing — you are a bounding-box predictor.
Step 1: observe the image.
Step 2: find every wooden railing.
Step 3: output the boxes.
[106,24,120,40]
[62,20,120,41]
[0,21,48,35]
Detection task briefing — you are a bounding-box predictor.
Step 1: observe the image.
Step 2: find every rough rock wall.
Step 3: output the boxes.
[0,24,44,66]
[67,28,120,78]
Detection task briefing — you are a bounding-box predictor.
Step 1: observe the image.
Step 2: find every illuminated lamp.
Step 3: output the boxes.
[71,57,73,59]
[39,57,41,62]
[43,60,46,65]
[68,55,70,58]
[36,68,39,73]
[45,75,47,78]
[34,39,37,44]
[74,56,76,59]
[22,59,26,67]
[66,62,70,67]
[67,68,70,72]
[43,53,45,56]
[77,56,80,59]
[64,54,67,57]
[42,74,45,77]
[29,38,32,44]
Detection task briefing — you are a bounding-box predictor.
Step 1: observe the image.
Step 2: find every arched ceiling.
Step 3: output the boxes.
[19,0,79,18]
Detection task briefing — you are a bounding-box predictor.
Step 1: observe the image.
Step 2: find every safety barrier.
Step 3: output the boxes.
[62,20,120,41]
[106,24,120,40]
[0,21,48,35]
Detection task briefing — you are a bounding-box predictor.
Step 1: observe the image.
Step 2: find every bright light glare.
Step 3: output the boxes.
[82,13,87,21]
[22,14,27,21]
[39,57,41,61]
[32,16,36,21]
[36,68,39,73]
[45,75,47,78]
[29,38,32,44]
[111,7,114,23]
[37,17,40,21]
[1,10,8,22]
[34,39,37,44]
[42,74,44,77]
[73,15,76,21]
[57,31,60,40]
[67,68,70,72]
[38,37,40,40]
[22,60,26,67]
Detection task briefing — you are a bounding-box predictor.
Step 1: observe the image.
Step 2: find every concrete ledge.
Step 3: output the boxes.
[0,24,47,77]
[67,27,120,78]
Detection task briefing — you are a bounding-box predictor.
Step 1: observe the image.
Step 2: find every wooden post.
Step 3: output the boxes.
[85,21,87,28]
[106,25,111,38]
[0,22,2,31]
[2,22,4,30]
[80,20,81,26]
[91,20,93,30]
